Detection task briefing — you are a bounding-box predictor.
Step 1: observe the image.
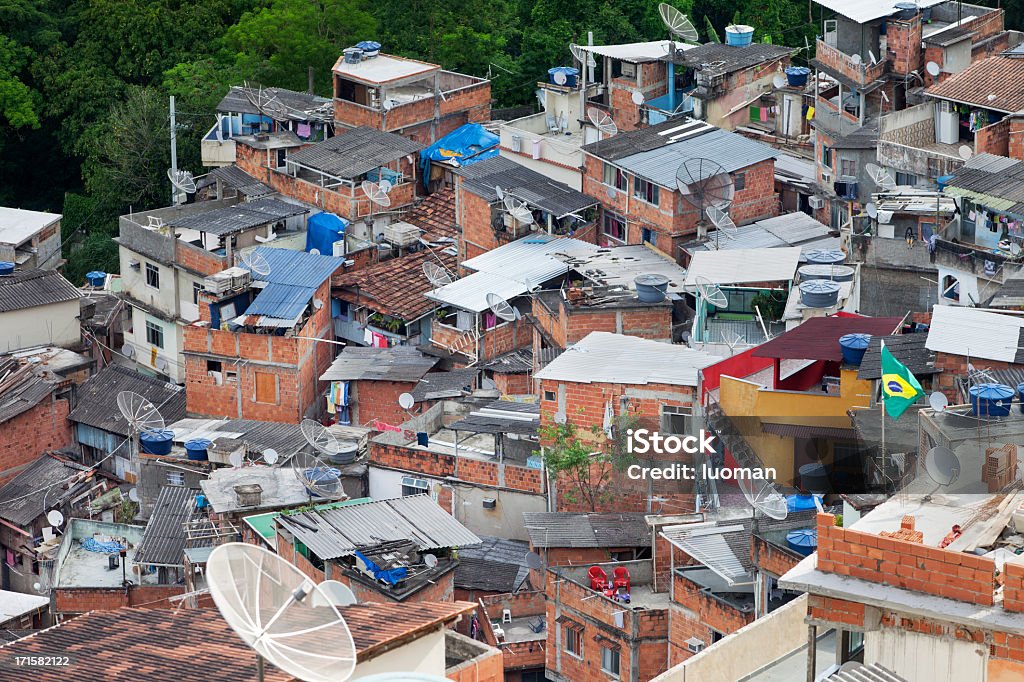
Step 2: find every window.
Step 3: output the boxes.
[254,371,277,404]
[206,360,222,373]
[543,390,556,402]
[166,471,185,486]
[603,163,627,191]
[145,262,160,289]
[402,476,429,497]
[821,146,833,169]
[225,369,238,384]
[602,211,627,243]
[839,158,858,178]
[660,405,693,435]
[564,625,583,658]
[601,647,621,677]
[145,321,164,349]
[895,172,917,186]
[641,227,655,245]
[733,172,746,191]
[634,178,659,205]
[192,281,203,304]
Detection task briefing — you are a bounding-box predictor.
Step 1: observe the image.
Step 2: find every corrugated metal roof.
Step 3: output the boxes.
[449,400,539,435]
[287,127,423,180]
[320,347,438,382]
[559,244,689,294]
[276,494,480,560]
[857,334,939,380]
[461,235,596,275]
[584,41,678,63]
[67,365,186,436]
[456,536,531,592]
[522,512,651,548]
[535,331,721,386]
[925,305,1024,363]
[216,86,331,117]
[481,348,532,374]
[672,42,794,75]
[825,662,908,682]
[244,282,314,320]
[426,270,535,312]
[456,157,598,218]
[812,0,944,24]
[0,362,58,424]
[945,155,1024,213]
[0,455,90,527]
[209,166,273,198]
[752,315,905,361]
[247,246,344,288]
[410,368,479,401]
[0,269,80,313]
[662,524,752,584]
[684,247,802,287]
[166,199,307,236]
[134,486,208,567]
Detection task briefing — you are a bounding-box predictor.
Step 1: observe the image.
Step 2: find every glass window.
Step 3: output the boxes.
[402,476,429,497]
[601,647,620,677]
[641,227,655,245]
[145,262,160,289]
[564,625,583,657]
[634,178,659,205]
[822,146,833,168]
[733,172,746,191]
[602,211,627,243]
[166,471,185,486]
[192,281,202,304]
[603,163,627,191]
[840,158,858,177]
[145,321,164,348]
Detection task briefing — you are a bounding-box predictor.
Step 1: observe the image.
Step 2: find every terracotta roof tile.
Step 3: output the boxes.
[332,249,455,321]
[926,56,1024,113]
[404,188,457,242]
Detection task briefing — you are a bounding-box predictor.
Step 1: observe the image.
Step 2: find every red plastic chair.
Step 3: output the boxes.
[613,566,631,592]
[588,566,608,591]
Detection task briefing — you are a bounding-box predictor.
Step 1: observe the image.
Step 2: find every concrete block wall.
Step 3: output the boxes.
[370,440,544,494]
[672,569,755,638]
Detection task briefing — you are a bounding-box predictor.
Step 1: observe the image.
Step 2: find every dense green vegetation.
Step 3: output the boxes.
[0,0,1018,283]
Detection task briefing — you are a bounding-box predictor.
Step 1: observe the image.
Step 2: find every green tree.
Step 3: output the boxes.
[703,15,721,42]
[538,414,637,511]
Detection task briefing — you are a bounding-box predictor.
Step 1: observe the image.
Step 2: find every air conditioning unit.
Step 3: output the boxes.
[203,266,252,294]
[808,196,825,210]
[685,637,705,653]
[820,171,832,184]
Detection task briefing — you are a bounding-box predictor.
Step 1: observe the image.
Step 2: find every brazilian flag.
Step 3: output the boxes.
[881,342,922,419]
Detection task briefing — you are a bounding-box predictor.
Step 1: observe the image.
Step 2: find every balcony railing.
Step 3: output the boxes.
[815,40,888,87]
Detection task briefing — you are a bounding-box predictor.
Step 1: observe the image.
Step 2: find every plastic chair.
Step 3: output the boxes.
[613,566,631,592]
[588,565,608,591]
[502,608,512,624]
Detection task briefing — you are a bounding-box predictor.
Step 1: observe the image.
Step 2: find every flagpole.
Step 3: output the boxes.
[879,343,887,486]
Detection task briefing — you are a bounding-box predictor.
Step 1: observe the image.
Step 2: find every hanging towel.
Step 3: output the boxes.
[806,106,815,121]
[749,106,760,122]
[603,401,614,438]
[337,406,350,425]
[363,328,374,346]
[326,398,336,415]
[296,123,312,138]
[759,107,768,122]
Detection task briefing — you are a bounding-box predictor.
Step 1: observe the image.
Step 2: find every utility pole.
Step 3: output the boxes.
[169,95,178,206]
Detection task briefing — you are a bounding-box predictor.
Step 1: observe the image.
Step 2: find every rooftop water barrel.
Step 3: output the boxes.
[839,333,872,365]
[894,1,918,19]
[548,67,579,88]
[343,47,363,64]
[634,273,670,302]
[799,264,855,282]
[799,279,841,307]
[86,271,106,287]
[184,438,212,461]
[785,66,811,87]
[1019,383,1024,414]
[327,441,359,465]
[0,262,14,276]
[786,493,818,512]
[970,383,1015,417]
[786,529,818,557]
[725,25,755,47]
[804,249,847,265]
[799,462,830,493]
[139,429,175,456]
[356,41,381,58]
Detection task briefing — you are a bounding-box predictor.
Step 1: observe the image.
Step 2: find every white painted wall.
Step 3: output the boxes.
[351,627,447,678]
[0,299,81,352]
[935,265,980,307]
[119,245,179,318]
[123,307,185,384]
[866,628,985,682]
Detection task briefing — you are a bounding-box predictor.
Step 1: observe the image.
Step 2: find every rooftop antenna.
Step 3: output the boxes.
[295,419,347,498]
[398,392,415,412]
[241,83,289,121]
[422,261,454,288]
[587,107,618,138]
[568,44,596,69]
[676,158,735,240]
[117,390,166,465]
[167,169,196,206]
[262,448,280,466]
[487,291,523,346]
[659,3,700,49]
[503,193,535,226]
[206,543,357,682]
[360,180,392,230]
[495,185,505,201]
[239,250,271,277]
[705,205,738,248]
[865,163,897,191]
[738,476,789,521]
[315,580,358,607]
[553,69,568,86]
[631,90,645,106]
[695,275,729,309]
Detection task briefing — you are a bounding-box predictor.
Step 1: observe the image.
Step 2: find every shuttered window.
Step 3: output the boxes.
[254,372,277,404]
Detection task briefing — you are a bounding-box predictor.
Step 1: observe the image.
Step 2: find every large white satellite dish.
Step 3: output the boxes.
[316,580,358,607]
[738,476,789,520]
[865,163,896,191]
[659,3,699,42]
[240,250,271,277]
[694,275,729,309]
[924,446,960,487]
[207,543,357,682]
[422,261,453,288]
[47,510,65,527]
[587,107,618,137]
[503,194,535,225]
[117,391,165,434]
[486,292,520,322]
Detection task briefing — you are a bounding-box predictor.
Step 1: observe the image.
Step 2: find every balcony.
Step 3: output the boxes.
[815,40,887,88]
[201,122,236,167]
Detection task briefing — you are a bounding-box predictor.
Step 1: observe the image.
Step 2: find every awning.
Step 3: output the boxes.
[761,423,858,440]
[593,634,621,651]
[662,525,753,585]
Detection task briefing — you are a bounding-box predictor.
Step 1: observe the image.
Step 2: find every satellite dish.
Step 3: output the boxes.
[155,357,169,373]
[301,419,340,457]
[659,3,699,42]
[229,451,245,468]
[924,446,960,486]
[503,194,535,225]
[866,202,878,219]
[296,420,346,498]
[121,343,136,359]
[398,393,415,410]
[677,158,735,221]
[631,90,645,106]
[926,61,941,77]
[486,292,520,322]
[772,74,786,89]
[47,510,64,527]
[586,107,618,137]
[240,250,271,277]
[116,391,165,434]
[1010,242,1022,257]
[32,582,42,593]
[207,543,357,682]
[865,163,897,191]
[525,551,543,569]
[378,179,392,194]
[495,185,505,201]
[553,70,568,86]
[568,43,596,68]
[263,449,279,465]
[423,553,438,569]
[309,248,321,255]
[481,377,497,391]
[695,275,729,309]
[167,168,197,194]
[705,206,738,235]
[128,488,139,502]
[360,181,392,208]
[958,145,973,161]
[422,261,454,288]
[313,298,324,311]
[850,53,862,65]
[928,392,948,412]
[738,476,789,520]
[316,580,358,607]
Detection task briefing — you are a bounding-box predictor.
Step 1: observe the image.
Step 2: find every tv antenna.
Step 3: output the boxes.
[738,476,789,520]
[167,169,196,206]
[659,3,700,43]
[241,83,290,121]
[587,107,618,138]
[206,543,357,682]
[360,180,392,226]
[864,163,896,191]
[117,390,166,462]
[422,261,454,288]
[239,250,271,277]
[694,275,729,309]
[676,158,734,239]
[503,194,535,225]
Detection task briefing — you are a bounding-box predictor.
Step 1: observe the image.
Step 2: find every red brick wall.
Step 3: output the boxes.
[672,570,754,646]
[493,372,531,395]
[807,594,866,628]
[888,17,923,76]
[1010,118,1024,161]
[448,645,504,682]
[334,79,490,140]
[976,118,1010,157]
[0,394,72,484]
[1003,560,1024,612]
[370,440,544,493]
[335,566,456,604]
[533,294,674,349]
[54,584,189,615]
[932,351,1023,398]
[176,240,227,276]
[352,379,418,426]
[815,513,997,606]
[459,187,505,259]
[751,536,801,578]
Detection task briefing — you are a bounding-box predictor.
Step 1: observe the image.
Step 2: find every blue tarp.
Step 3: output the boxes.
[419,123,500,189]
[306,212,348,256]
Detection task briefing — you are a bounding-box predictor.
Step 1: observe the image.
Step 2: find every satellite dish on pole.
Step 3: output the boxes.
[423,261,454,288]
[316,580,358,607]
[958,145,973,161]
[926,61,941,77]
[423,553,438,569]
[494,185,505,201]
[296,419,346,497]
[117,391,166,434]
[398,393,415,410]
[361,180,392,228]
[207,543,357,682]
[525,551,543,570]
[263,448,279,465]
[239,250,271,277]
[659,3,700,43]
[586,107,618,137]
[503,194,535,225]
[128,488,139,502]
[47,510,64,527]
[866,202,878,219]
[705,206,738,237]
[738,476,789,520]
[695,275,729,309]
[928,391,948,412]
[486,292,521,322]
[924,446,961,486]
[229,451,245,468]
[677,158,734,237]
[865,163,897,191]
[631,90,645,106]
[167,169,197,201]
[569,43,596,69]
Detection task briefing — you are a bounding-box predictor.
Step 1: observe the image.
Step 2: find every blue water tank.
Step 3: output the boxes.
[548,67,579,88]
[839,333,872,366]
[185,438,212,461]
[804,249,847,265]
[786,529,818,557]
[305,466,341,497]
[356,41,381,58]
[0,262,14,276]
[1018,383,1024,414]
[798,279,841,308]
[785,66,810,87]
[139,429,175,455]
[725,25,755,47]
[970,383,1015,417]
[86,271,106,287]
[786,494,818,512]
